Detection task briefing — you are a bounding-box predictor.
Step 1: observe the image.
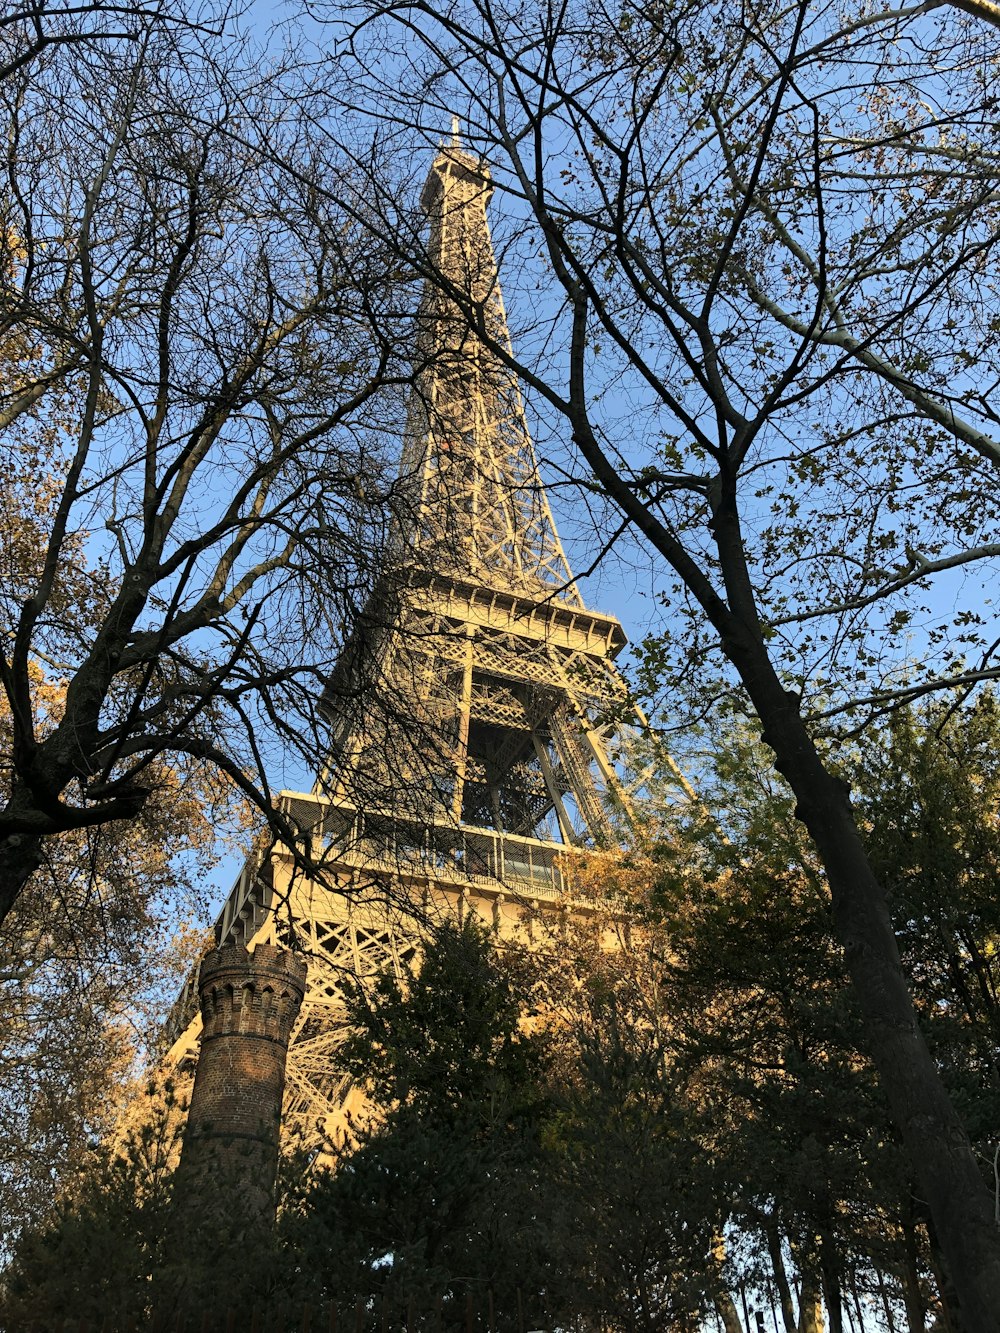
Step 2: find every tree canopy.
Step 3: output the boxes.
[8,692,1000,1329]
[0,1,415,925]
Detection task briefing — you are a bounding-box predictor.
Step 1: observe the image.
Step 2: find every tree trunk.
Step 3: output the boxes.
[717,1294,745,1333]
[797,1270,824,1333]
[926,1216,966,1333]
[719,611,1000,1330]
[901,1207,928,1333]
[766,1220,798,1333]
[0,831,43,923]
[875,1267,900,1333]
[0,765,148,926]
[818,1230,843,1333]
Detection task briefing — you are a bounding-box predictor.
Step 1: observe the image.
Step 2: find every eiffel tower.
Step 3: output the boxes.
[166,132,688,1146]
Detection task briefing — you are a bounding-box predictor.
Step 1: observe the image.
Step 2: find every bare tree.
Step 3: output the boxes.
[0,0,229,82]
[323,0,1000,1321]
[0,15,414,922]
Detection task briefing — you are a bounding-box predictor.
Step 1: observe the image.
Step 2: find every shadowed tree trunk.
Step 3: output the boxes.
[717,1294,745,1333]
[766,1221,798,1333]
[797,1269,824,1333]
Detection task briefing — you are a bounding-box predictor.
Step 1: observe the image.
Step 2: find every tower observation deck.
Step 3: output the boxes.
[166,136,690,1147]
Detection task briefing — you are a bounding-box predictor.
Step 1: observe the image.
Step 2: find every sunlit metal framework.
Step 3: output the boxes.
[167,136,689,1147]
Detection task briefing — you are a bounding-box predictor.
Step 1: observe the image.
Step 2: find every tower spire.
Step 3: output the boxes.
[400,138,582,603]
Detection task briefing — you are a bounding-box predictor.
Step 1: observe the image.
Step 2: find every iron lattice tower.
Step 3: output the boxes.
[167,137,688,1145]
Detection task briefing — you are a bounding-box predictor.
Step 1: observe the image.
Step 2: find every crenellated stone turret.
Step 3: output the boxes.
[175,944,307,1220]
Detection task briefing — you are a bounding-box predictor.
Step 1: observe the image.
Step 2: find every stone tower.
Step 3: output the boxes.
[174,945,307,1217]
[166,135,690,1149]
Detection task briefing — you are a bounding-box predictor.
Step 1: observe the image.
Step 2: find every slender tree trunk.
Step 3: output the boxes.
[766,1220,798,1333]
[849,1278,871,1333]
[798,1269,824,1333]
[818,1232,843,1333]
[717,1294,745,1333]
[901,1207,928,1333]
[875,1267,900,1333]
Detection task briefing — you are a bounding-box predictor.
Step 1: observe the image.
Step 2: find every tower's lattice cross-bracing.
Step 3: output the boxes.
[402,132,579,601]
[167,136,689,1147]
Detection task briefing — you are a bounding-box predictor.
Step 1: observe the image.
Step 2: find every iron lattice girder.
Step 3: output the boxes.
[403,143,580,603]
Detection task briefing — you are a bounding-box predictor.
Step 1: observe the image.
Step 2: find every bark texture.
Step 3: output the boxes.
[0,832,43,926]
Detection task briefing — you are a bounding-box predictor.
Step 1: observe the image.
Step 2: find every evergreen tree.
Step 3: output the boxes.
[278,921,565,1325]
